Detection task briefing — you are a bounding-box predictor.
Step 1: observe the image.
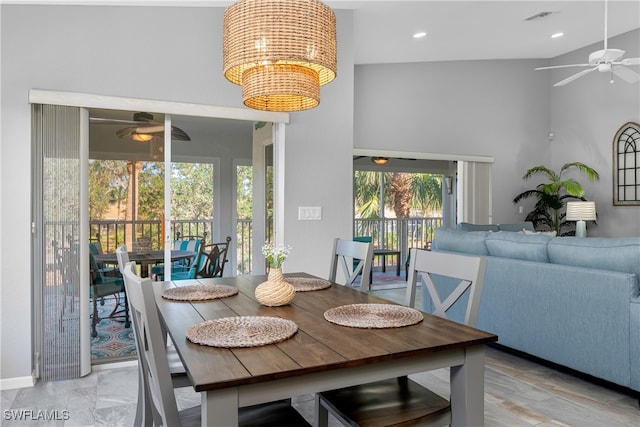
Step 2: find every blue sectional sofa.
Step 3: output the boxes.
[430,227,640,393]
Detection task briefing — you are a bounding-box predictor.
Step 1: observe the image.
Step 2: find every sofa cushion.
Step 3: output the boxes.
[548,237,640,279]
[433,228,489,255]
[485,231,552,262]
[456,222,499,232]
[499,222,534,232]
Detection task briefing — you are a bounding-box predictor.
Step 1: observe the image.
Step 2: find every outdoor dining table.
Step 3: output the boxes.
[154,273,498,426]
[94,249,196,277]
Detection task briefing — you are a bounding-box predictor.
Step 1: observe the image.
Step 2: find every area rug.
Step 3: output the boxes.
[91,296,137,363]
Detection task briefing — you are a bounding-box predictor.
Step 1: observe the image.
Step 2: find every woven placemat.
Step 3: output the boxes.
[162,284,239,301]
[186,316,298,348]
[285,276,332,292]
[324,304,423,329]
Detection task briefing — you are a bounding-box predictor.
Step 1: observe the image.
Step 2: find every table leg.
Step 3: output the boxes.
[450,345,485,426]
[381,255,387,273]
[202,389,238,426]
[395,253,400,276]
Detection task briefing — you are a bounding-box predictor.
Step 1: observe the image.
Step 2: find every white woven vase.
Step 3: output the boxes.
[255,268,296,307]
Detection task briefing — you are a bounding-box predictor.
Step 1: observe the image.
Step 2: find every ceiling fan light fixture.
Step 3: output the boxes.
[223,0,337,112]
[132,132,154,142]
[372,157,389,165]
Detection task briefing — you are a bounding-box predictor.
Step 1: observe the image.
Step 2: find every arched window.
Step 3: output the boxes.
[613,122,640,205]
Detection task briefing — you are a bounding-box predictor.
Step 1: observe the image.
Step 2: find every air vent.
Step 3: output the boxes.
[524,11,555,21]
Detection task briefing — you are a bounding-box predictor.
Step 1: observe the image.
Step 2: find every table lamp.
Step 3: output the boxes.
[565,201,596,237]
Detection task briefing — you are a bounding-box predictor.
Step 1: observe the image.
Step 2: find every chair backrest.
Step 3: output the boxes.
[122,261,182,426]
[405,249,487,326]
[329,238,374,289]
[172,237,203,253]
[115,245,130,276]
[198,237,232,278]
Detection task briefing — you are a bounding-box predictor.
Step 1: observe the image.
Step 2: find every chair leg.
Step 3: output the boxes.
[123,293,131,328]
[314,395,329,427]
[91,298,99,338]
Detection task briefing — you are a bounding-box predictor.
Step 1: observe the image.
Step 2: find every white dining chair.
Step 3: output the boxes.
[328,237,374,291]
[122,262,311,427]
[316,249,487,427]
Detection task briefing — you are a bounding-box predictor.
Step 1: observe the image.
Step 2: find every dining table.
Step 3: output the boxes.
[154,273,498,426]
[94,249,196,277]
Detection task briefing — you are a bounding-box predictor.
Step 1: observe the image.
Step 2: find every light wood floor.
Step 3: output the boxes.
[2,281,638,426]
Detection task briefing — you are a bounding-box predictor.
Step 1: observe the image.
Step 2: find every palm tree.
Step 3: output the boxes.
[354,171,442,219]
[513,162,599,235]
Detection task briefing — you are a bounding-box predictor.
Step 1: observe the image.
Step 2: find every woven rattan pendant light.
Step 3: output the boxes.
[223,0,337,112]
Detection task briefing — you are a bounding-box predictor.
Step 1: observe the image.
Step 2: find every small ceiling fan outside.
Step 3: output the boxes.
[90,112,191,142]
[535,0,640,87]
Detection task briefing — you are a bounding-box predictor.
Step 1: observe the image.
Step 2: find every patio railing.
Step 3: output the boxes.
[354,217,443,273]
[48,216,441,277]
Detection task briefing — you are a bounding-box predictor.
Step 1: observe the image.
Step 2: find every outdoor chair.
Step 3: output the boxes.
[316,249,487,427]
[329,237,373,290]
[89,234,117,276]
[89,250,130,338]
[197,236,232,278]
[121,261,311,427]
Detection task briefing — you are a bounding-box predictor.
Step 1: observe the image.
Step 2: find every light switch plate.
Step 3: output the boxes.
[298,206,322,220]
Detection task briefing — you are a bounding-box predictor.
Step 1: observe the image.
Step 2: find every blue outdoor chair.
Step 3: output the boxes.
[150,237,203,280]
[89,250,130,338]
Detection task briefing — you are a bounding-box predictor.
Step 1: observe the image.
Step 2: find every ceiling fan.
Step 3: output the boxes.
[535,0,640,87]
[90,112,191,142]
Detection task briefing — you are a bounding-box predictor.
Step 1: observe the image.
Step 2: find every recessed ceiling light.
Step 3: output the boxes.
[413,32,427,39]
[551,32,564,38]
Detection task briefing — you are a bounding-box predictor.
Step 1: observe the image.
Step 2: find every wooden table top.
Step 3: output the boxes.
[94,250,195,265]
[154,273,497,393]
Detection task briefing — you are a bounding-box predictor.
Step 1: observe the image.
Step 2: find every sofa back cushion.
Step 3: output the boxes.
[499,222,535,232]
[433,227,489,255]
[485,231,552,262]
[548,237,640,278]
[457,222,499,232]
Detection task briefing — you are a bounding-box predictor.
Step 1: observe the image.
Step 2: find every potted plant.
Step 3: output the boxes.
[513,162,599,236]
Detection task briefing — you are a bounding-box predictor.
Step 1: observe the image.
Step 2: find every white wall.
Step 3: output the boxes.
[0,5,354,383]
[353,59,552,224]
[547,29,640,237]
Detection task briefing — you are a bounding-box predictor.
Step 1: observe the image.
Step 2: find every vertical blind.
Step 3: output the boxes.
[32,104,89,381]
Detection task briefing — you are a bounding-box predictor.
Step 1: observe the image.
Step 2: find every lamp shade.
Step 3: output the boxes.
[565,201,596,221]
[223,0,337,112]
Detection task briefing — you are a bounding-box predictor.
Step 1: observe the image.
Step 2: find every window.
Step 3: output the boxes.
[613,122,640,205]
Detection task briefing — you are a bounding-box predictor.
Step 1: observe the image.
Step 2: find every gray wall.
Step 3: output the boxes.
[0,5,353,382]
[548,29,640,237]
[354,59,551,224]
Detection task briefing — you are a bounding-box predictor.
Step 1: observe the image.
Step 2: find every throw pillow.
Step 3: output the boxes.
[522,229,557,237]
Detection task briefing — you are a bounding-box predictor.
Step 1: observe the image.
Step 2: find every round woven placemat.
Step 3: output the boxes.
[186,316,298,348]
[324,304,423,329]
[162,284,239,301]
[285,276,332,292]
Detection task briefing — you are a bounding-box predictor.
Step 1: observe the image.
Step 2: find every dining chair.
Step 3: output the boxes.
[197,236,232,278]
[329,237,374,291]
[89,250,130,338]
[121,261,312,427]
[89,234,117,276]
[316,249,487,427]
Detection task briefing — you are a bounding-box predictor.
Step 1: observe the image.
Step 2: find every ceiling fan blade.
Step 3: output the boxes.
[621,57,640,66]
[115,127,136,139]
[612,66,640,84]
[90,117,145,125]
[171,126,191,142]
[553,67,598,87]
[535,64,590,71]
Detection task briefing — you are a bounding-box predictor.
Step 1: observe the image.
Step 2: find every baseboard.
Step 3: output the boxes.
[0,375,35,391]
[91,359,138,371]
